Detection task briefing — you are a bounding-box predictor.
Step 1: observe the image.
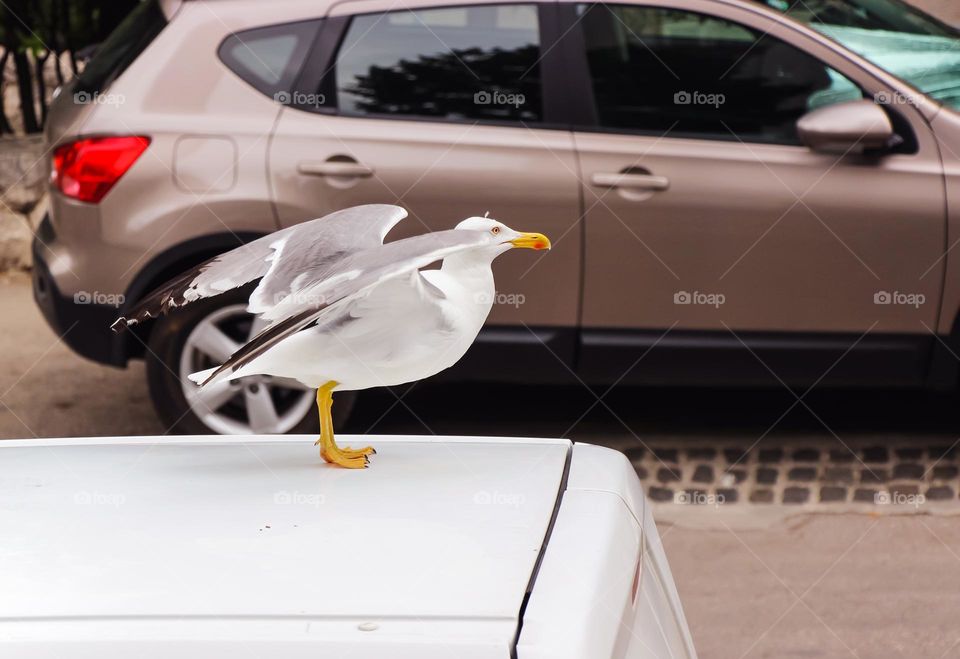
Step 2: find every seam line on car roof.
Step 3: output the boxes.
[510,442,572,658]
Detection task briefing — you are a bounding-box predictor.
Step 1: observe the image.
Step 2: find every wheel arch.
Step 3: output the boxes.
[118,231,268,363]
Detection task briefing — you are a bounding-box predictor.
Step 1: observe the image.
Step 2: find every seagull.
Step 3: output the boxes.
[112,204,550,468]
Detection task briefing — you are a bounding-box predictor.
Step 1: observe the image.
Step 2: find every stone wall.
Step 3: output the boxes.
[0,136,46,271]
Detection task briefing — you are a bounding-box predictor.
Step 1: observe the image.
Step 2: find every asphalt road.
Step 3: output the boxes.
[3,273,960,658]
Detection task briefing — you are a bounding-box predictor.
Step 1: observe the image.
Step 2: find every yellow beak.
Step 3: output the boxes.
[510,232,551,250]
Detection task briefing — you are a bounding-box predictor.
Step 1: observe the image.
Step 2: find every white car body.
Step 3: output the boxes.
[0,436,696,658]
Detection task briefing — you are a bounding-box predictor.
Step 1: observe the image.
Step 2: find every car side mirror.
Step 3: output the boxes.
[797,100,897,155]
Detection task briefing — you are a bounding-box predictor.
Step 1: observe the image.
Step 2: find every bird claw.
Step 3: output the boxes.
[340,445,376,458]
[313,439,375,457]
[319,445,374,469]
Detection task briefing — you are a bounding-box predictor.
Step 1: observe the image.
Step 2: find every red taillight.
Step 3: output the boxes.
[52,136,150,204]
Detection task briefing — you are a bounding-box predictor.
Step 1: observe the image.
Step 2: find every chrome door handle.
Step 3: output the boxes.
[591,172,670,191]
[297,161,374,178]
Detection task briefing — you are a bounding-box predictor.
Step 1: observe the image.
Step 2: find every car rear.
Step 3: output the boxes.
[36,0,286,358]
[34,0,335,434]
[0,436,695,658]
[34,0,176,365]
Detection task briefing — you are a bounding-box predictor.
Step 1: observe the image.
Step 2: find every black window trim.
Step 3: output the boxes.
[289,1,578,131]
[290,15,347,115]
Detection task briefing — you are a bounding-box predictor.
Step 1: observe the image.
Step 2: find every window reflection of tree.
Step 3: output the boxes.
[341,44,541,121]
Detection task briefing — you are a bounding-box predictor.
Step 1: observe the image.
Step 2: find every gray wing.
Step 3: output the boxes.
[200,228,489,386]
[111,205,407,332]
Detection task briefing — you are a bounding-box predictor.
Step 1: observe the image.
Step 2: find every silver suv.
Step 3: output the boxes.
[34,0,960,435]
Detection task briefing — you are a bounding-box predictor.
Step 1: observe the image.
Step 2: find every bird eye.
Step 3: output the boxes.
[491,226,501,235]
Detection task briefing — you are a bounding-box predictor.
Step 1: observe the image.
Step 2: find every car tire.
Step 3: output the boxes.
[144,287,356,435]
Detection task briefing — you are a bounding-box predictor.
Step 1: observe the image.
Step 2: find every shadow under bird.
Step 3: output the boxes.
[111,204,550,468]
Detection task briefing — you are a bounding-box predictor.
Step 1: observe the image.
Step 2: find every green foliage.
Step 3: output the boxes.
[0,0,138,134]
[2,0,137,51]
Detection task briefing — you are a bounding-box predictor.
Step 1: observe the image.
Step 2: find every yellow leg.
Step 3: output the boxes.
[314,381,375,468]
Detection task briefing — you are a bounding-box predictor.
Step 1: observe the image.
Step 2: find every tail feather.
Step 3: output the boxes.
[188,367,219,386]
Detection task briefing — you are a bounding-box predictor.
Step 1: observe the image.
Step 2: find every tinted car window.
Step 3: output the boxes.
[334,5,542,122]
[75,0,167,95]
[577,4,863,144]
[219,20,322,102]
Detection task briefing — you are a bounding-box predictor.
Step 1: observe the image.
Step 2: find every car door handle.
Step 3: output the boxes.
[591,172,670,191]
[297,161,374,178]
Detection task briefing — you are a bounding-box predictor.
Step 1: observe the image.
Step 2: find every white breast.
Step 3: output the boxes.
[232,264,497,391]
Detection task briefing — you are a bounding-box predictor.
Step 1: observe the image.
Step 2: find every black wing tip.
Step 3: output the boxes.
[111,309,159,334]
[200,367,226,387]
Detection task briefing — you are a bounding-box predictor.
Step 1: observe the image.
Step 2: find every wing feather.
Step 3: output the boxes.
[111,204,407,333]
[200,228,488,386]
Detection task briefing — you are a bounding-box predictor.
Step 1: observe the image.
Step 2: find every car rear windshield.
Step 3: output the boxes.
[74,0,167,95]
[758,0,960,110]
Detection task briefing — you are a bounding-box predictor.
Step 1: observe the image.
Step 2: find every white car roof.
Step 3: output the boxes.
[0,435,570,657]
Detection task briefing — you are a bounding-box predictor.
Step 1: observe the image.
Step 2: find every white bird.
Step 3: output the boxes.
[112,205,550,468]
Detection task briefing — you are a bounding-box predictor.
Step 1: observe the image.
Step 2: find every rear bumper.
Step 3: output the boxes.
[32,215,126,367]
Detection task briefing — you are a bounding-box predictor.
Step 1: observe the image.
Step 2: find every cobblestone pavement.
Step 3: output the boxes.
[628,441,959,508]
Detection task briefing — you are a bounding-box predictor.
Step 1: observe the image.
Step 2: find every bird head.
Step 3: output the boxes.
[455,217,551,257]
